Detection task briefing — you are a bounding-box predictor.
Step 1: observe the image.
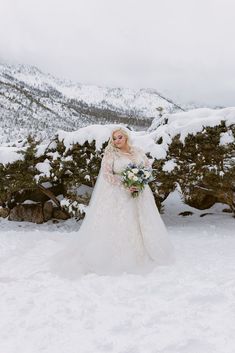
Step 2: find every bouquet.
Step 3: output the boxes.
[121,163,154,198]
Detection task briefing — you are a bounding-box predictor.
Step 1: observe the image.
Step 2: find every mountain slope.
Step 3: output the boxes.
[0,62,185,144]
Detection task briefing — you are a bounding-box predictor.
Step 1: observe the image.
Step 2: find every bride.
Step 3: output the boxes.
[50,126,175,278]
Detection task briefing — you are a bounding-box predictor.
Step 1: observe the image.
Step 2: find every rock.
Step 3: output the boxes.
[9,204,44,224]
[10,184,65,206]
[52,208,70,220]
[0,207,10,218]
[178,211,193,216]
[222,208,233,213]
[185,191,217,210]
[200,212,214,217]
[43,201,54,221]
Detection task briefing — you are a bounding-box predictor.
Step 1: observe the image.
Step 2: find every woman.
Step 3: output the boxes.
[50,126,174,278]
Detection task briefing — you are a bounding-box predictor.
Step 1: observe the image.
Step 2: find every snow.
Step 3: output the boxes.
[1,107,234,168]
[60,198,87,216]
[0,191,234,353]
[6,63,175,118]
[22,200,38,204]
[57,125,120,151]
[56,85,174,118]
[149,107,235,155]
[55,107,235,160]
[220,131,235,145]
[0,146,24,165]
[162,160,177,172]
[56,124,166,161]
[0,63,181,147]
[35,143,50,158]
[35,159,51,180]
[41,182,53,188]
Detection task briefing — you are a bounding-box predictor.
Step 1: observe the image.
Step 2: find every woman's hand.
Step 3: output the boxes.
[129,186,139,193]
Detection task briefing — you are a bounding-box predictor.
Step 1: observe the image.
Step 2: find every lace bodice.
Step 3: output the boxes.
[101,145,152,186]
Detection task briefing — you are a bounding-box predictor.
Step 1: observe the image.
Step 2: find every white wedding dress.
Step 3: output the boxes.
[50,144,174,278]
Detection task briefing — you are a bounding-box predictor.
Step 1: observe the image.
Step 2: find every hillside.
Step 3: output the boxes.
[0,62,186,144]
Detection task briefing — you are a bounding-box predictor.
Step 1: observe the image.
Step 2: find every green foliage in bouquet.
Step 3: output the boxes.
[121,163,154,198]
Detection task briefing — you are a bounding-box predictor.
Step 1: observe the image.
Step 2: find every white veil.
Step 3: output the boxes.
[49,125,134,277]
[86,125,135,210]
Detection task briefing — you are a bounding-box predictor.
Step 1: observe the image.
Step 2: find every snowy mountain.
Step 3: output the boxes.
[0,62,187,144]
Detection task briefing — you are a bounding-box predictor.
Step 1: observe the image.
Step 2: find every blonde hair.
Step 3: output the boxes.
[105,126,133,153]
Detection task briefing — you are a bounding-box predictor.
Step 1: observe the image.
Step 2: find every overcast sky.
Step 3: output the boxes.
[1,0,235,106]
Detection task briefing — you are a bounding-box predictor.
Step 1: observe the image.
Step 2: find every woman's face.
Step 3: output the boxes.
[112,130,127,149]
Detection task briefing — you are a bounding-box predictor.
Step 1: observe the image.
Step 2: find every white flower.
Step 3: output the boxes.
[144,171,150,178]
[133,176,138,181]
[132,168,139,174]
[127,171,134,178]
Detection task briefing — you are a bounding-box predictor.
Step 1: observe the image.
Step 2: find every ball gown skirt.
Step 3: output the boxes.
[50,146,175,278]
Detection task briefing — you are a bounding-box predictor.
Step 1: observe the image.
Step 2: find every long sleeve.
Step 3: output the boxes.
[101,149,122,186]
[135,146,152,168]
[143,153,152,168]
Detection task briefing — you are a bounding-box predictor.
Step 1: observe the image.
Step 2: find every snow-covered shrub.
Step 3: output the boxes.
[0,135,39,205]
[0,108,234,221]
[60,197,87,219]
[0,128,108,219]
[149,108,235,212]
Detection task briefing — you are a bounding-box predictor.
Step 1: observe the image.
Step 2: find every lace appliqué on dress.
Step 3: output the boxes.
[133,146,152,169]
[101,146,152,187]
[101,149,122,186]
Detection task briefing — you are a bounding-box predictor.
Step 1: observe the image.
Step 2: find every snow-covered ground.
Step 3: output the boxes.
[0,191,234,353]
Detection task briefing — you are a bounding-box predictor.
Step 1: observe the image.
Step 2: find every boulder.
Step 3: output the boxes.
[43,201,54,221]
[52,208,70,220]
[9,184,64,206]
[9,204,44,224]
[185,192,217,210]
[0,207,10,218]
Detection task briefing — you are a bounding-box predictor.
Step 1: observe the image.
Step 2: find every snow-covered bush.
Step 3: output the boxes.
[149,108,235,212]
[0,108,234,222]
